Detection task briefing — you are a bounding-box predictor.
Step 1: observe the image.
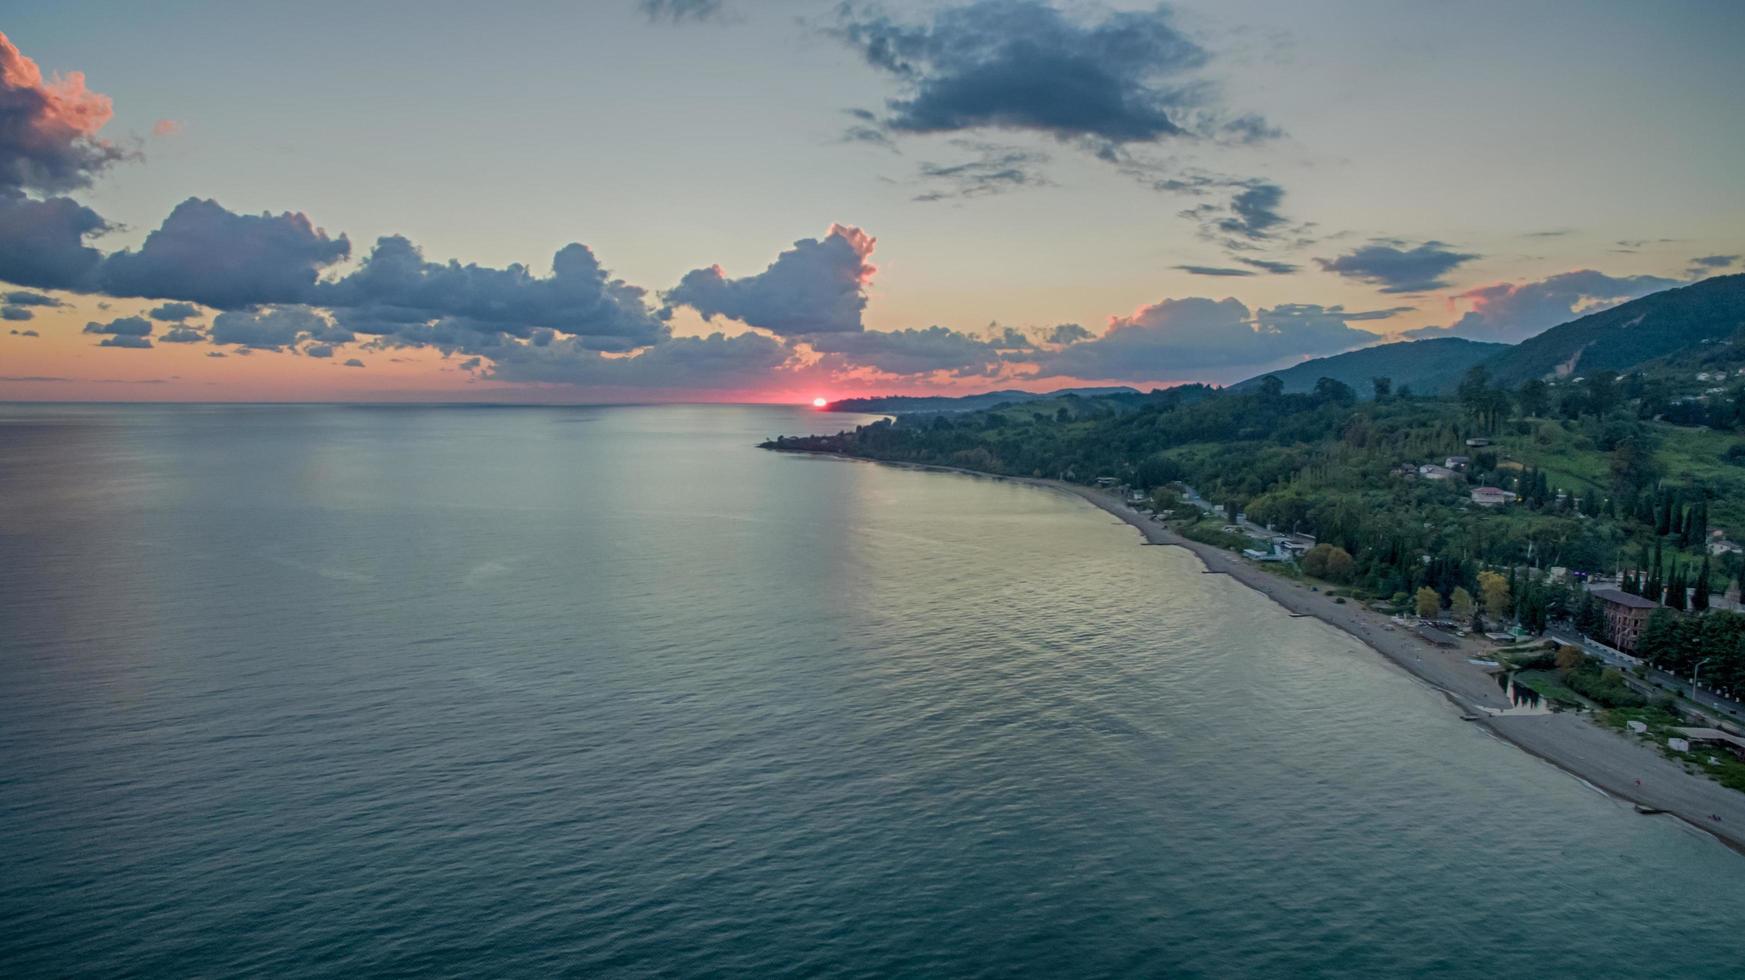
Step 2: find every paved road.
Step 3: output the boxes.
[1548,627,1744,723]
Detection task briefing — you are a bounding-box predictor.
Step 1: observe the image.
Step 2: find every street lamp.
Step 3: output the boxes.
[1693,656,1715,699]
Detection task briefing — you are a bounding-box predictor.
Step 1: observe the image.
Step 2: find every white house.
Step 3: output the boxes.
[1419,464,1459,480]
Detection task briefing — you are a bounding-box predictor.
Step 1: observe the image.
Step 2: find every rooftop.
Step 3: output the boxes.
[1590,587,1659,609]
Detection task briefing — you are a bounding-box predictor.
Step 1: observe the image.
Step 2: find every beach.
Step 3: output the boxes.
[1050,479,1745,854]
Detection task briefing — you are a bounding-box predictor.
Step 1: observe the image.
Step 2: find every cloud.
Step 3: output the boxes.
[97,334,152,348]
[316,234,666,350]
[1687,254,1738,277]
[1234,256,1299,275]
[1046,322,1091,345]
[485,331,792,389]
[8,327,40,336]
[1175,264,1254,277]
[152,119,183,137]
[343,358,365,368]
[160,326,204,343]
[304,342,334,358]
[0,31,129,192]
[0,287,57,319]
[5,289,63,307]
[1028,298,1402,381]
[97,197,350,308]
[1316,240,1479,294]
[913,141,1050,202]
[1407,269,1680,343]
[1219,182,1287,240]
[0,190,110,289]
[147,301,200,321]
[83,314,152,337]
[637,0,723,23]
[810,325,1007,377]
[209,305,328,350]
[666,225,875,335]
[833,0,1262,146]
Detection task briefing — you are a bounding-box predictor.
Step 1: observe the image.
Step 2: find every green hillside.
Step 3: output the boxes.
[1483,274,1745,386]
[1232,338,1507,397]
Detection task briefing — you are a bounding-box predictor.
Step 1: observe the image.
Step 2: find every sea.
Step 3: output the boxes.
[2,403,1743,978]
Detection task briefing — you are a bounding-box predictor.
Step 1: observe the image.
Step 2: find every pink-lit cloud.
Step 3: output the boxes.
[0,30,128,191]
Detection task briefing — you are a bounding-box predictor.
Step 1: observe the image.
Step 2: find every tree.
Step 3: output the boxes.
[1304,543,1355,583]
[1415,586,1442,620]
[1314,376,1357,407]
[1555,644,1585,672]
[1517,378,1550,418]
[1478,570,1511,622]
[1695,558,1712,612]
[1372,376,1392,402]
[1450,586,1477,623]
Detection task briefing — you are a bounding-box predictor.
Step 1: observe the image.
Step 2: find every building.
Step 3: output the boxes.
[1589,587,1659,653]
[1444,455,1471,470]
[1465,438,1491,448]
[1418,464,1459,481]
[1470,486,1517,507]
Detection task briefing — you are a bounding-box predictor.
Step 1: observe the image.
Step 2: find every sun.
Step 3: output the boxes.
[812,397,828,408]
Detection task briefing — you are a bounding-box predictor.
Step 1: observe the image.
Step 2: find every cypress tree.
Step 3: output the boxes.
[1666,564,1686,611]
[1694,558,1712,612]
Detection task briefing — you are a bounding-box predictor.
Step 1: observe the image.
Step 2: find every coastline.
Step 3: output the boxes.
[778,449,1745,855]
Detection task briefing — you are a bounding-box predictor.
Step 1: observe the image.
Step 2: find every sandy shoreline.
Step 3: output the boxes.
[778,449,1745,855]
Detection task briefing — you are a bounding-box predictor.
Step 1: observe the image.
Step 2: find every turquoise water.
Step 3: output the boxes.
[2,403,1742,978]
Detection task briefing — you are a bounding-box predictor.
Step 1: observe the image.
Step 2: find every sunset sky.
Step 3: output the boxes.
[3,0,1742,403]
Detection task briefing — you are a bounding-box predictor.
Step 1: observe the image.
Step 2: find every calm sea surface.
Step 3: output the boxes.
[3,403,1744,978]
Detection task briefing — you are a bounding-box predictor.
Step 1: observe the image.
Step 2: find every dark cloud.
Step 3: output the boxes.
[1046,322,1091,345]
[5,289,63,307]
[97,198,350,308]
[2,305,31,320]
[1220,182,1286,239]
[913,141,1050,202]
[810,325,1006,377]
[666,225,875,335]
[209,306,329,350]
[0,190,110,289]
[1027,298,1402,381]
[83,314,151,337]
[1234,256,1299,275]
[637,0,723,23]
[8,327,40,336]
[834,0,1257,146]
[1175,264,1254,277]
[1406,270,1679,343]
[148,301,200,321]
[0,32,130,192]
[304,342,334,358]
[485,331,791,389]
[159,326,204,343]
[1688,254,1739,277]
[343,358,365,368]
[98,334,152,349]
[316,235,666,350]
[1316,240,1478,294]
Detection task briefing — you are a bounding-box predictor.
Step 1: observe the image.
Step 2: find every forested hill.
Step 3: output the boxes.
[1481,274,1745,386]
[1230,338,1506,397]
[828,386,1139,414]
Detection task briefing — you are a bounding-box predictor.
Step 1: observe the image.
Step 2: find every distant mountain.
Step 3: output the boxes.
[1482,274,1745,386]
[827,386,1140,413]
[1231,338,1507,397]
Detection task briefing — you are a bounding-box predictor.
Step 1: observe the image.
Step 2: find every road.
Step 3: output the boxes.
[1548,627,1744,724]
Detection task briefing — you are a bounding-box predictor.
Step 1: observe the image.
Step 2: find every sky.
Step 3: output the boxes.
[2,0,1742,403]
